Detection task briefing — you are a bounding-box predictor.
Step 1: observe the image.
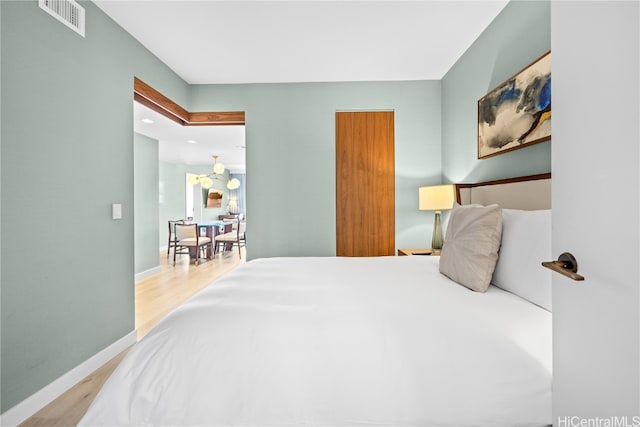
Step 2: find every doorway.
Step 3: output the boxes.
[133,99,246,263]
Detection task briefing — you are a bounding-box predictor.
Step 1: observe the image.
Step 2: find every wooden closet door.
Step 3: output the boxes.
[336,111,395,257]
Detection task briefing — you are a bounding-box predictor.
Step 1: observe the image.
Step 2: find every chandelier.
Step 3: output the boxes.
[188,155,241,190]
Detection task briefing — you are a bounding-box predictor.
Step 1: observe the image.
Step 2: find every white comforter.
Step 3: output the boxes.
[81,256,551,426]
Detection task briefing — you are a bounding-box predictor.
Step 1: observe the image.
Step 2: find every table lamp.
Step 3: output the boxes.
[419,184,455,254]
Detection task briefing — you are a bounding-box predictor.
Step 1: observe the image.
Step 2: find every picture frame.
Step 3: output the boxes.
[204,188,223,208]
[478,51,551,159]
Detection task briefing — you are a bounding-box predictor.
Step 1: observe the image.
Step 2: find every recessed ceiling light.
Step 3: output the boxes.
[187,140,198,144]
[141,118,154,124]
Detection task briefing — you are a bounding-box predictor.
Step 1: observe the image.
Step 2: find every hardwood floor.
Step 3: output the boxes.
[19,248,245,427]
[136,247,245,339]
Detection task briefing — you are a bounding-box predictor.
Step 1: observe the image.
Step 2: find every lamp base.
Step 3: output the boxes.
[431,210,443,251]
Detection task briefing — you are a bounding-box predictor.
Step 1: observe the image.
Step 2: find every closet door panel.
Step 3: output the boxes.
[336,111,395,257]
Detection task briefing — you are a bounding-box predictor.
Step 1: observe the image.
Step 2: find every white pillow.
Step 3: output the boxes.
[439,204,503,292]
[491,209,552,311]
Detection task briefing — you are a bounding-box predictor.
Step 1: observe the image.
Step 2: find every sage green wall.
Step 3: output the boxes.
[0,1,188,412]
[189,81,442,259]
[134,133,160,274]
[159,161,186,250]
[441,0,551,184]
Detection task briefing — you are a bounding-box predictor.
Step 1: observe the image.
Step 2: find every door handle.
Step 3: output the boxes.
[542,252,585,281]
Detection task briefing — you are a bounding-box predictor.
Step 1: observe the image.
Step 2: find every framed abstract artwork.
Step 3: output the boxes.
[478,51,551,159]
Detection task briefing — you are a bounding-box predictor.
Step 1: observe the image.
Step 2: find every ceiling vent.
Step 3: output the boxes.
[39,0,85,37]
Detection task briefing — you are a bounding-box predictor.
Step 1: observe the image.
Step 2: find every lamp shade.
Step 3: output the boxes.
[213,162,225,175]
[226,178,241,190]
[419,184,455,211]
[200,177,214,189]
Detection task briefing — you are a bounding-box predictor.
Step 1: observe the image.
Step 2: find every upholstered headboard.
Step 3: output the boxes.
[455,173,551,210]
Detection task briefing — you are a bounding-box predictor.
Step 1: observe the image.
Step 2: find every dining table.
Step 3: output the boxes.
[197,220,234,258]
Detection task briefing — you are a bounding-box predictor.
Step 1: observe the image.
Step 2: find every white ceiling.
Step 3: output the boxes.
[111,0,509,168]
[96,0,508,84]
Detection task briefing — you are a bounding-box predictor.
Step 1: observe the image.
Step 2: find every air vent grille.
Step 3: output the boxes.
[39,0,85,37]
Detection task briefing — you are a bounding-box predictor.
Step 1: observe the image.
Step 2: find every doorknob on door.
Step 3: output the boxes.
[542,252,585,281]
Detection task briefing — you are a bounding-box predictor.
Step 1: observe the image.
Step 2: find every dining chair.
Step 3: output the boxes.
[173,223,213,265]
[214,221,246,259]
[167,219,185,256]
[216,222,234,253]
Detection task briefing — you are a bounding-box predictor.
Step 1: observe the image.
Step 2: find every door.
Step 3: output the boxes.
[552,2,640,418]
[335,111,395,257]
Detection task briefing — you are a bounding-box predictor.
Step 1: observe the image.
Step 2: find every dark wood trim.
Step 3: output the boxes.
[134,77,190,122]
[134,93,186,126]
[133,77,245,126]
[454,173,551,204]
[189,111,245,126]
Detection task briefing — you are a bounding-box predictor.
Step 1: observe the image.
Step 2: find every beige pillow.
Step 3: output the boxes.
[439,204,503,292]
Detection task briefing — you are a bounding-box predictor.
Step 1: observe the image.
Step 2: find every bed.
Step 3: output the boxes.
[80,174,553,427]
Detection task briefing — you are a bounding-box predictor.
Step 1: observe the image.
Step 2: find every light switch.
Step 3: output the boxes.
[112,203,122,220]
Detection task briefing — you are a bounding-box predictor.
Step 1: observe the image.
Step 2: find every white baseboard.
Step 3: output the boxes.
[135,265,161,282]
[0,330,137,427]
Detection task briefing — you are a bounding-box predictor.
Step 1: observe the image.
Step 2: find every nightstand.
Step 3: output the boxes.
[397,248,439,256]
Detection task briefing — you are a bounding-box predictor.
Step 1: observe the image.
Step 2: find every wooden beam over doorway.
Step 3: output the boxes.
[133,77,245,126]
